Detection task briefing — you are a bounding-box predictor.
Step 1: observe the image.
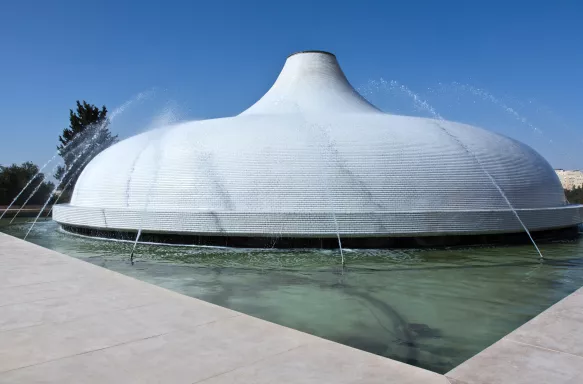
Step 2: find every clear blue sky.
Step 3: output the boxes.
[1,0,582,170]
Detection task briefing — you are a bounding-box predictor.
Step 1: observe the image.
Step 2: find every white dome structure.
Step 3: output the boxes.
[54,51,583,246]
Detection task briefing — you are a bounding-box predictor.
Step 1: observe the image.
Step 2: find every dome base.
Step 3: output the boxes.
[59,223,580,249]
[53,203,583,243]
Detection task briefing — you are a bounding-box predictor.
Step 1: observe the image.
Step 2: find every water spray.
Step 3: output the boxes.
[23,91,154,240]
[388,79,544,259]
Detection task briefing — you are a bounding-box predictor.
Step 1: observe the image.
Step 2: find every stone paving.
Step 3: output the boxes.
[1,232,582,383]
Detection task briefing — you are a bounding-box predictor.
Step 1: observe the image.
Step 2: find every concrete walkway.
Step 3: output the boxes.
[2,232,583,383]
[0,233,445,383]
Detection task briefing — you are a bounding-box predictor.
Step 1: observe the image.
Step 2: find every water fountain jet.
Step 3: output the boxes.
[386,80,544,258]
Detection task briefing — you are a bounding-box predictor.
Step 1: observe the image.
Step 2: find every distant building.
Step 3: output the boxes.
[555,169,583,190]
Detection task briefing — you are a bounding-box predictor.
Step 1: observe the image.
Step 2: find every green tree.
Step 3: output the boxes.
[54,101,117,202]
[0,162,55,206]
[565,187,583,204]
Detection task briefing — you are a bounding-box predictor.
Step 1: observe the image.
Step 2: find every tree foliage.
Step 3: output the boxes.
[0,162,55,206]
[54,101,117,202]
[565,187,583,204]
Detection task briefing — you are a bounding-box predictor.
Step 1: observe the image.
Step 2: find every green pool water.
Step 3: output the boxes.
[2,218,583,373]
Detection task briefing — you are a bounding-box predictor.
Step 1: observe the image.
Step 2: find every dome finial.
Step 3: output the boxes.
[287,50,336,58]
[241,50,380,115]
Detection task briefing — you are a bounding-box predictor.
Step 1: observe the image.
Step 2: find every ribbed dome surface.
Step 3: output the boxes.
[54,51,583,238]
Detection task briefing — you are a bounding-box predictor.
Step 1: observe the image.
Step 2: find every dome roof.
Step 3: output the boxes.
[54,51,582,239]
[241,51,380,115]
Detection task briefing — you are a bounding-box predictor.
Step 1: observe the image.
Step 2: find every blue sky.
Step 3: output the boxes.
[1,0,582,170]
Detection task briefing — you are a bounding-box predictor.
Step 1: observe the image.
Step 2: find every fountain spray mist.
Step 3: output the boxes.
[129,129,167,263]
[2,90,154,222]
[266,99,345,266]
[128,103,184,263]
[388,79,544,259]
[9,135,92,222]
[24,91,154,240]
[45,147,99,217]
[0,121,104,221]
[9,161,63,223]
[432,82,582,166]
[448,82,542,134]
[295,105,345,267]
[0,132,91,221]
[311,122,345,268]
[24,129,108,239]
[0,154,60,220]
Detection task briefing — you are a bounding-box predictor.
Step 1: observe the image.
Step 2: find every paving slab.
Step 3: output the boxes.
[198,339,449,384]
[0,287,162,332]
[446,339,583,384]
[505,290,583,358]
